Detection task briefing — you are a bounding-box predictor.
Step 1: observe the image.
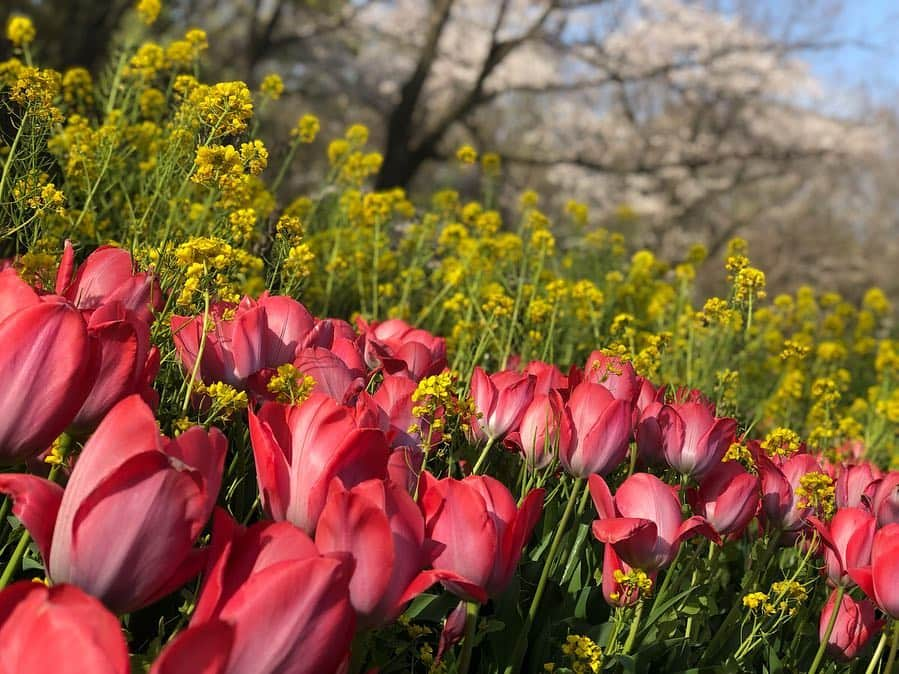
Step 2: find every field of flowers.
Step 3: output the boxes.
[2,6,899,673]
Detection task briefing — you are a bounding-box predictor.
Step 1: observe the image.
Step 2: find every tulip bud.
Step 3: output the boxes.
[819,590,881,661]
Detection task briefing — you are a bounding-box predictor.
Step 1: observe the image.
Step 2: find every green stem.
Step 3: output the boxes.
[0,530,31,590]
[457,601,480,674]
[864,628,890,674]
[471,436,497,475]
[181,292,210,414]
[886,621,899,674]
[504,478,583,674]
[808,584,845,674]
[0,110,27,208]
[622,600,645,655]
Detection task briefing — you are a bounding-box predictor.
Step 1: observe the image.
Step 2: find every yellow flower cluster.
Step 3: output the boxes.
[560,634,603,674]
[266,364,316,405]
[6,16,35,48]
[795,471,835,520]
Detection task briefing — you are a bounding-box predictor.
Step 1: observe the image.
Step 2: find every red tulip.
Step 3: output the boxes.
[590,473,717,571]
[809,507,875,586]
[819,590,882,661]
[470,367,535,441]
[360,318,446,380]
[0,395,225,613]
[635,400,665,465]
[0,270,96,464]
[657,403,736,479]
[506,392,568,469]
[757,451,822,533]
[56,242,163,325]
[835,463,880,511]
[249,393,389,533]
[0,582,129,674]
[688,461,759,539]
[558,382,632,478]
[152,510,355,674]
[71,301,159,431]
[522,360,567,396]
[292,346,365,403]
[171,293,313,390]
[870,472,899,527]
[419,473,544,601]
[583,351,639,402]
[371,374,421,448]
[849,523,899,618]
[316,479,467,628]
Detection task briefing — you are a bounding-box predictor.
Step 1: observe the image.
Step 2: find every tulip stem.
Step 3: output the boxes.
[622,600,645,655]
[181,292,210,414]
[864,628,890,674]
[0,530,31,590]
[471,436,496,475]
[886,621,899,674]
[808,584,844,674]
[457,601,480,674]
[504,477,584,674]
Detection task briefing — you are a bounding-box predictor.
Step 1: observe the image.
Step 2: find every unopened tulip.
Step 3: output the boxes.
[688,461,759,539]
[559,382,632,478]
[835,462,880,511]
[869,471,899,527]
[590,472,717,571]
[56,242,163,325]
[0,271,96,464]
[657,402,737,479]
[470,367,535,441]
[419,473,544,601]
[0,582,129,674]
[849,523,899,618]
[152,510,355,674]
[506,392,568,469]
[808,507,875,586]
[249,393,389,533]
[0,395,225,613]
[757,451,822,534]
[583,351,639,402]
[316,479,469,628]
[819,590,881,661]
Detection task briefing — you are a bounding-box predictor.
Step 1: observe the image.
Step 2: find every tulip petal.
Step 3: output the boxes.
[248,405,291,521]
[0,474,63,561]
[848,567,875,602]
[587,474,615,520]
[495,487,544,593]
[150,620,233,674]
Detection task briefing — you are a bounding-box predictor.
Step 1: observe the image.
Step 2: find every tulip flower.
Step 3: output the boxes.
[818,590,881,661]
[292,346,365,403]
[601,544,655,607]
[71,300,160,431]
[808,507,875,586]
[583,350,639,402]
[635,400,666,466]
[371,374,421,448]
[688,461,759,539]
[869,471,899,527]
[0,270,96,464]
[558,382,632,478]
[171,293,314,390]
[590,472,717,571]
[249,393,389,533]
[470,367,535,441]
[0,581,130,674]
[0,395,226,613]
[757,451,822,534]
[316,479,471,628]
[56,242,163,325]
[152,510,355,674]
[506,392,569,469]
[657,402,737,479]
[522,360,567,396]
[849,523,899,618]
[419,473,544,601]
[360,318,446,380]
[835,463,880,511]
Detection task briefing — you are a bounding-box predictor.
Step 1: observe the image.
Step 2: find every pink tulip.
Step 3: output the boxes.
[470,367,536,441]
[590,472,717,571]
[171,293,314,390]
[152,510,355,674]
[360,318,446,381]
[506,392,569,469]
[0,395,225,613]
[657,402,736,479]
[249,393,389,533]
[522,360,567,396]
[635,400,665,465]
[316,479,468,628]
[370,374,421,449]
[0,582,129,674]
[819,590,882,661]
[849,523,899,618]
[558,382,632,478]
[835,463,880,511]
[809,508,875,586]
[56,242,163,325]
[583,351,639,402]
[71,300,160,431]
[757,451,822,533]
[419,473,544,601]
[292,346,365,403]
[0,270,96,464]
[688,461,759,539]
[869,472,899,527]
